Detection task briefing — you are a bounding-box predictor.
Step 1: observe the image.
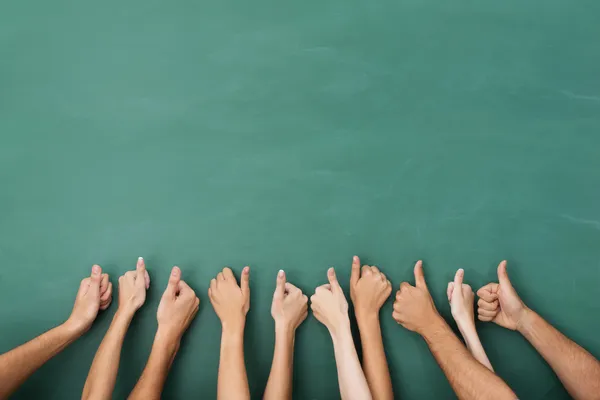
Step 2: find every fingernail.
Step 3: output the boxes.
[278,269,284,277]
[244,266,250,273]
[138,256,143,261]
[92,265,100,275]
[172,267,178,276]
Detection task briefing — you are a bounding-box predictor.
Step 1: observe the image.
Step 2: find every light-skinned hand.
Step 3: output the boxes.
[156,266,200,343]
[118,257,151,315]
[208,266,250,332]
[392,261,442,335]
[311,268,350,336]
[477,261,528,330]
[271,270,308,333]
[350,256,392,320]
[447,268,475,325]
[66,265,112,334]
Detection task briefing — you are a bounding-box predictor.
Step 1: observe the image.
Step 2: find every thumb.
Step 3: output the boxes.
[453,269,464,295]
[240,266,250,298]
[414,261,428,290]
[88,265,102,296]
[274,269,286,299]
[350,256,360,288]
[327,267,342,292]
[497,261,514,290]
[166,266,181,297]
[136,257,146,287]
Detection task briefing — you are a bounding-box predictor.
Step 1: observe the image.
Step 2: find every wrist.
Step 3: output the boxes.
[329,318,352,343]
[356,310,379,325]
[516,307,535,334]
[115,307,136,322]
[58,320,85,342]
[274,322,296,341]
[419,313,447,341]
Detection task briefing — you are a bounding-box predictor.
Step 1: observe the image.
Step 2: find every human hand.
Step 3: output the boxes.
[271,270,308,334]
[392,261,442,335]
[118,257,151,316]
[310,268,350,337]
[350,256,392,320]
[65,265,113,334]
[477,261,529,331]
[208,266,250,332]
[447,268,475,326]
[156,266,200,343]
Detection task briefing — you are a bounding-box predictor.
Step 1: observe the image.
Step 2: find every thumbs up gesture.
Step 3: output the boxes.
[311,268,351,336]
[392,261,442,335]
[476,261,529,331]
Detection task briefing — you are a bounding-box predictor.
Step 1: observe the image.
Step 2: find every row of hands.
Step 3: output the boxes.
[65,256,529,345]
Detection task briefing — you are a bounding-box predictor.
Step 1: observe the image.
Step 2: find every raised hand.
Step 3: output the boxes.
[156,266,200,343]
[66,265,113,334]
[392,261,441,334]
[350,256,392,320]
[209,266,250,331]
[310,268,350,336]
[271,270,308,333]
[447,269,475,325]
[476,261,528,330]
[118,257,151,316]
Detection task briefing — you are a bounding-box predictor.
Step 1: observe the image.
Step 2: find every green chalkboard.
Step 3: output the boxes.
[1,0,599,398]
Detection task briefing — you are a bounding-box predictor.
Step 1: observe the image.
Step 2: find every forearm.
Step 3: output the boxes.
[518,309,600,400]
[423,317,515,400]
[83,310,134,400]
[331,326,372,400]
[128,330,179,400]
[455,319,494,372]
[263,327,294,400]
[356,314,393,400]
[0,322,80,399]
[218,326,250,400]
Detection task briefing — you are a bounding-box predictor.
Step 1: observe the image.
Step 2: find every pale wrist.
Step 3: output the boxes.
[115,307,136,321]
[58,320,85,341]
[329,318,352,343]
[274,321,296,339]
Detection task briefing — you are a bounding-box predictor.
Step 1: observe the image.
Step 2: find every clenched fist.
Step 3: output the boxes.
[271,270,308,333]
[66,265,112,334]
[477,261,529,330]
[209,266,250,332]
[311,268,350,336]
[156,266,200,343]
[447,268,475,325]
[350,256,392,320]
[392,261,442,335]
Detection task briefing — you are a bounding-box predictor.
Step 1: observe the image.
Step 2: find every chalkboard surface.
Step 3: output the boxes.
[1,0,599,399]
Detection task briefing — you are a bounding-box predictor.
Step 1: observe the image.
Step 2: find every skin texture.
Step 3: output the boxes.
[349,256,393,400]
[447,268,494,371]
[393,261,516,400]
[209,266,251,400]
[82,257,150,400]
[0,265,112,400]
[263,270,308,400]
[478,261,600,400]
[129,266,199,400]
[311,267,372,400]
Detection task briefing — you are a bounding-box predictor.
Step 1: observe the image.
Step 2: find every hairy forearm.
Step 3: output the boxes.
[423,317,515,400]
[83,310,134,400]
[356,314,393,400]
[218,326,250,400]
[128,330,179,400]
[263,327,294,400]
[455,319,494,372]
[331,326,372,400]
[0,322,80,399]
[518,309,600,400]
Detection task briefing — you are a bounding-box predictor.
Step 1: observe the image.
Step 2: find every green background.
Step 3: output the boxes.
[1,0,599,398]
